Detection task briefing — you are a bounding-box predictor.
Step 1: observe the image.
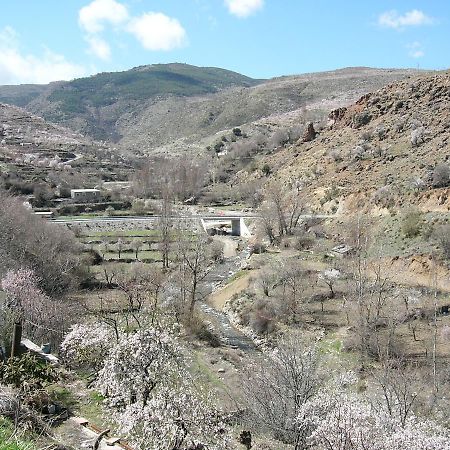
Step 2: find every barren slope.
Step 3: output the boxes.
[248,71,449,214]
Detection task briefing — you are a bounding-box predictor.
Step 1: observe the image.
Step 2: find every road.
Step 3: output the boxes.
[50,213,332,225]
[49,214,260,224]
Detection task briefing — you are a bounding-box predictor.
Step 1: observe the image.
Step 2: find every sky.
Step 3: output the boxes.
[0,0,449,85]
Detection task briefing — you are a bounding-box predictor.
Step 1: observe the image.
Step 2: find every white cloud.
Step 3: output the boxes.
[407,42,425,59]
[79,0,129,34]
[85,35,111,60]
[78,1,187,57]
[0,27,86,84]
[127,13,187,51]
[378,9,434,30]
[224,0,264,18]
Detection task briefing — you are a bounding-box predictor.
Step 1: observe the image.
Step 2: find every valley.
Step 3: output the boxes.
[0,61,449,450]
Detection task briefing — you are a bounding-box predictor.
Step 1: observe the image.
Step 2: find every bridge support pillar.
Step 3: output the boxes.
[231,218,241,236]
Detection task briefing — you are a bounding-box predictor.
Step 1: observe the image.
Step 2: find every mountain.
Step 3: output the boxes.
[0,63,260,142]
[0,65,418,152]
[247,71,450,214]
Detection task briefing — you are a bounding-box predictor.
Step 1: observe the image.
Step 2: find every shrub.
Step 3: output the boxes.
[434,225,450,259]
[294,232,315,250]
[249,242,266,255]
[183,314,222,348]
[410,127,426,147]
[0,353,58,392]
[372,185,395,208]
[131,198,146,215]
[328,148,342,162]
[375,124,387,140]
[432,163,450,188]
[0,417,38,450]
[249,308,276,335]
[353,111,371,128]
[262,164,271,176]
[402,209,423,238]
[361,130,372,141]
[214,141,225,153]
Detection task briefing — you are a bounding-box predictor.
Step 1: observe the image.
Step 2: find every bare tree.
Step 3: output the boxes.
[175,233,214,320]
[242,335,322,448]
[0,190,82,295]
[156,188,173,269]
[115,238,124,259]
[259,184,304,243]
[130,239,143,260]
[370,360,419,427]
[277,262,310,324]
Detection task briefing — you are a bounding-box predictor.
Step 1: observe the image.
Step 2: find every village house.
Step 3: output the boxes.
[70,188,101,203]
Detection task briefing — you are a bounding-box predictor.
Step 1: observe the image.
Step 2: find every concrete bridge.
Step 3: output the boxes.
[200,216,252,237]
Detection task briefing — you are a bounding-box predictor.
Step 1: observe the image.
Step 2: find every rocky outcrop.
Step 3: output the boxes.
[302,122,316,142]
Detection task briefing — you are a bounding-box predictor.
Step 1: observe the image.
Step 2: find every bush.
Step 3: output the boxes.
[0,354,58,392]
[353,111,371,128]
[432,163,450,188]
[410,127,426,147]
[248,300,277,335]
[402,209,423,238]
[294,232,315,250]
[185,314,222,347]
[131,198,146,215]
[214,141,225,153]
[0,417,38,450]
[372,185,395,208]
[434,225,450,259]
[249,242,266,255]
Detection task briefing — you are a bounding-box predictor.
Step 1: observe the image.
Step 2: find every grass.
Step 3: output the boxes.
[83,229,159,237]
[226,269,248,285]
[190,351,226,390]
[0,418,36,450]
[370,212,448,258]
[47,385,78,411]
[78,391,106,426]
[48,382,107,428]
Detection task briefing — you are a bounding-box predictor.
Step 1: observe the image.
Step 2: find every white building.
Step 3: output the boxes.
[70,189,101,203]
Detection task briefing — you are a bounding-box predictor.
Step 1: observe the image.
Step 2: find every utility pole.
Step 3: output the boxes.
[10,322,22,358]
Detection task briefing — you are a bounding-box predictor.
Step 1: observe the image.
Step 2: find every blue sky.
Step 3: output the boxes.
[0,0,448,84]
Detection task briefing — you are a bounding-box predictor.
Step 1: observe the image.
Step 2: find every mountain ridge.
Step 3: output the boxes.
[0,64,424,153]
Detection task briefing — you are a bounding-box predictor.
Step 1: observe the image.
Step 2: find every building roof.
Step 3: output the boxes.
[70,189,100,193]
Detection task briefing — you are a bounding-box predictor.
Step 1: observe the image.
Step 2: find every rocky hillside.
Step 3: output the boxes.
[0,103,131,192]
[0,65,417,153]
[249,71,450,214]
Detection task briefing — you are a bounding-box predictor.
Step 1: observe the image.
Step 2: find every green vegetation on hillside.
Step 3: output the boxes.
[47,64,258,114]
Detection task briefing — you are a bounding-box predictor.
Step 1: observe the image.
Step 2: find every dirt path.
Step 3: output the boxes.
[209,271,254,310]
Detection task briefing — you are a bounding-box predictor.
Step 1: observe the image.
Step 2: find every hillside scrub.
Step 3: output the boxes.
[0,191,83,295]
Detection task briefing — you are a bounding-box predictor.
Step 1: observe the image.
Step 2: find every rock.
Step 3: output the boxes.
[218,368,226,373]
[302,122,317,142]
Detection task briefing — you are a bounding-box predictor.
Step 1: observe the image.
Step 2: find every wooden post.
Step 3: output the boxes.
[10,322,22,358]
